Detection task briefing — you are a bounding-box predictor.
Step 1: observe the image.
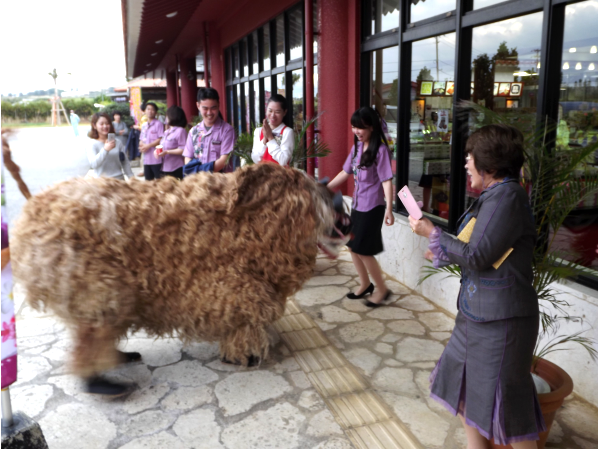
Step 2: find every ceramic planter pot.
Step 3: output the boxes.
[490,358,574,449]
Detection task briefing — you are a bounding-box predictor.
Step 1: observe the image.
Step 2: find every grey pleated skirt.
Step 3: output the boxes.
[430,311,546,445]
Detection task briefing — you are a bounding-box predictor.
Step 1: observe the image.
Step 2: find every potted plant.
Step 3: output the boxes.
[230,115,331,169]
[419,101,598,449]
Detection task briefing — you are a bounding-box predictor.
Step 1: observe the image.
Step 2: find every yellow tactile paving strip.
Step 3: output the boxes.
[275,298,424,449]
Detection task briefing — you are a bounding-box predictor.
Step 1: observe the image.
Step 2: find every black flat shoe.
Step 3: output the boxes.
[85,376,130,397]
[346,283,374,299]
[118,350,142,363]
[221,355,261,367]
[365,289,393,308]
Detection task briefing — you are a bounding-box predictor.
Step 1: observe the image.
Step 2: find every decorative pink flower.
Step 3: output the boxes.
[1,317,16,342]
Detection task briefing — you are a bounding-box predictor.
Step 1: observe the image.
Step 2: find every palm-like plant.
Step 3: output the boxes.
[231,115,331,169]
[419,101,598,363]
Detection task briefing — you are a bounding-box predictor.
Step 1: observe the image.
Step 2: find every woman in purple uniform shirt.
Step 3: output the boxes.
[327,107,395,307]
[155,106,187,180]
[183,88,236,173]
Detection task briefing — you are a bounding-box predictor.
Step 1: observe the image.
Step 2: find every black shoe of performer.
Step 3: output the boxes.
[85,377,130,397]
[118,350,142,363]
[346,283,374,299]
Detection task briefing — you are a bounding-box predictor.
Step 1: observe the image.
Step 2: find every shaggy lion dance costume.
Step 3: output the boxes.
[12,163,347,394]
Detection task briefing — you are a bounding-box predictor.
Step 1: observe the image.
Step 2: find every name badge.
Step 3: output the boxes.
[212,140,222,145]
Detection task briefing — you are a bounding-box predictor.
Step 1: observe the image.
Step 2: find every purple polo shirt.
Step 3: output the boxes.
[141,119,165,165]
[160,126,187,172]
[183,117,236,172]
[342,143,393,212]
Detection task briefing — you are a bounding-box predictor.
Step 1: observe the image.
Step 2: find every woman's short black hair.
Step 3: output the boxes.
[167,105,187,128]
[112,112,121,119]
[466,124,525,179]
[267,94,287,111]
[197,87,220,102]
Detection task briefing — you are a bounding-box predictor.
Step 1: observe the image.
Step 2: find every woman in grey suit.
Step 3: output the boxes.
[410,124,545,448]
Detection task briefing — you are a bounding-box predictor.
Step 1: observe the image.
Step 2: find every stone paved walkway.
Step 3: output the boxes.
[5,248,598,448]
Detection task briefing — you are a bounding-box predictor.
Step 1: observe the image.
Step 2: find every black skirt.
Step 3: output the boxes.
[347,205,385,256]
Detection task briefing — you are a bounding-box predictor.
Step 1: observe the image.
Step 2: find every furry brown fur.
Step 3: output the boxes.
[12,163,336,377]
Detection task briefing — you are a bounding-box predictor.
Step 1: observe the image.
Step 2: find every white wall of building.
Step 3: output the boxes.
[377,212,598,407]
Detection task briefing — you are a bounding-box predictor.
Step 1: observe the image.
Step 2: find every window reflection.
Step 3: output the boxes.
[409,34,455,221]
[241,39,248,78]
[369,46,398,202]
[236,84,241,134]
[264,77,272,105]
[289,8,303,60]
[251,31,259,74]
[468,12,543,208]
[263,25,271,71]
[370,0,399,36]
[244,82,250,132]
[553,0,598,270]
[254,79,260,124]
[277,73,285,96]
[233,46,239,78]
[292,69,304,132]
[410,0,455,24]
[276,15,285,67]
[473,0,507,9]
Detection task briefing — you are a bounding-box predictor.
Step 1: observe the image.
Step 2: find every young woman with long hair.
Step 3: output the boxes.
[327,107,395,306]
[155,106,187,180]
[87,112,133,180]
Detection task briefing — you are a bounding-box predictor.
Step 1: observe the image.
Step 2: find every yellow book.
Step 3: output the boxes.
[456,218,513,269]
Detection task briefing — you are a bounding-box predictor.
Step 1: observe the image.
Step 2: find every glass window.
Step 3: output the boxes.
[263,25,271,71]
[276,15,285,67]
[468,12,543,207]
[264,76,272,107]
[313,0,319,55]
[244,81,250,132]
[409,34,456,222]
[254,79,261,124]
[233,45,240,78]
[236,84,242,134]
[289,8,303,60]
[368,46,398,202]
[227,87,233,126]
[370,0,399,36]
[474,0,507,9]
[553,0,598,271]
[277,73,285,96]
[410,0,455,24]
[241,39,248,78]
[251,31,259,74]
[292,69,304,132]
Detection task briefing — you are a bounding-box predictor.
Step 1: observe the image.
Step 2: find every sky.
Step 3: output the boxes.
[1,0,127,96]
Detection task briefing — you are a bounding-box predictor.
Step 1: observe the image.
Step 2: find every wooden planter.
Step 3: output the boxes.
[490,358,574,449]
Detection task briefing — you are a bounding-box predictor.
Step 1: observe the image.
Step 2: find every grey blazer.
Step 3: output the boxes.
[438,179,538,322]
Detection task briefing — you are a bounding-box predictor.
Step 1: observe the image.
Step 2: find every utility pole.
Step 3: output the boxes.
[435,36,440,81]
[48,68,70,126]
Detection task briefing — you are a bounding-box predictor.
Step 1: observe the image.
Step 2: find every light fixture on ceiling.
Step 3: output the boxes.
[590,63,596,70]
[569,47,576,53]
[591,46,597,54]
[575,62,582,70]
[151,52,157,56]
[147,63,152,67]
[166,11,178,18]
[563,62,570,70]
[155,39,163,44]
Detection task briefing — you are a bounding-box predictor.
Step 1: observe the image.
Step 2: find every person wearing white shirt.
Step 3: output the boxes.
[251,94,295,166]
